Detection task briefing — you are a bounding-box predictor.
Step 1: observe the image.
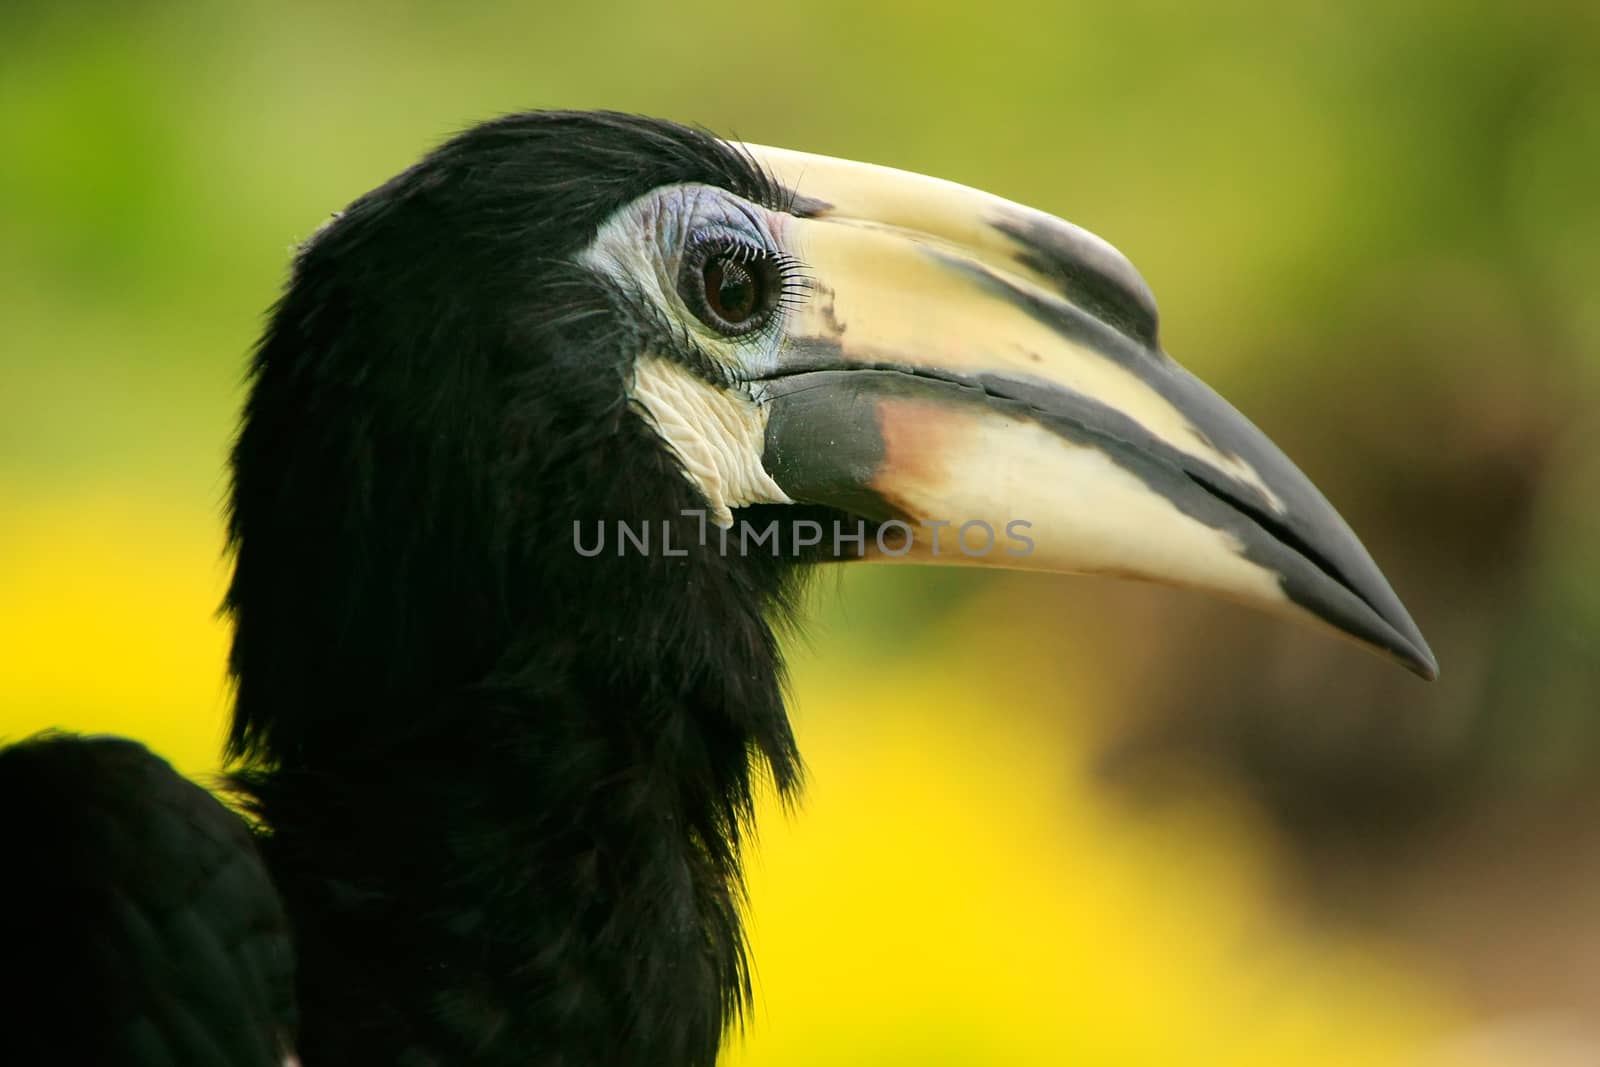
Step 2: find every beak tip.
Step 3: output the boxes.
[1401,637,1440,682]
[1372,604,1438,681]
[1397,648,1440,682]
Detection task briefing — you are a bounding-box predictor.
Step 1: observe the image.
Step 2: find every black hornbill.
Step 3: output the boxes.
[0,111,1435,1066]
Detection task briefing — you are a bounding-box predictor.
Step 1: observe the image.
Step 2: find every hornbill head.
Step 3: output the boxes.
[230,111,1432,766]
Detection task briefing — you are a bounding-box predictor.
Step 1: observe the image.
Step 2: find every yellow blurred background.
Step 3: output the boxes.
[2,2,1597,1063]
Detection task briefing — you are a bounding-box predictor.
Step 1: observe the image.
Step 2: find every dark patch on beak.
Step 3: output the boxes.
[927,249,1163,375]
[780,190,833,219]
[991,213,1162,348]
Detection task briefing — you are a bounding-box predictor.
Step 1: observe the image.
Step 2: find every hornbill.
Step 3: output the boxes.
[0,111,1435,1066]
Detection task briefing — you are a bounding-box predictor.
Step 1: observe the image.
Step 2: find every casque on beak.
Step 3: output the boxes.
[742,145,1437,680]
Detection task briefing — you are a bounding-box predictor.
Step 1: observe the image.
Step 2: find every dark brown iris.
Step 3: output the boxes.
[702,254,761,328]
[679,237,789,337]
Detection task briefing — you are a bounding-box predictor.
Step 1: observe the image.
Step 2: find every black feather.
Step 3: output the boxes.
[0,734,295,1066]
[224,111,822,1065]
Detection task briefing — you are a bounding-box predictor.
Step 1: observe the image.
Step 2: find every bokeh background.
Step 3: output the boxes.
[3,2,1597,1063]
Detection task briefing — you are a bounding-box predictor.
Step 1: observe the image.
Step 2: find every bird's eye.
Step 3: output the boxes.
[704,256,759,326]
[681,240,788,338]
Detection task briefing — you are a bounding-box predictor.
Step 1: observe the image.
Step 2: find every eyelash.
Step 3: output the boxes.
[680,234,813,338]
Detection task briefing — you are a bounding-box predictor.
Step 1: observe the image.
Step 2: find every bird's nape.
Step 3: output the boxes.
[1,109,1434,1067]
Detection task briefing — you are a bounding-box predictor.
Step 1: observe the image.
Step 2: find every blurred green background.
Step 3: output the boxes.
[3,2,1597,1063]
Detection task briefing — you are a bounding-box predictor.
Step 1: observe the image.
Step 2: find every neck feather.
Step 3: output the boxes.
[227,481,810,1066]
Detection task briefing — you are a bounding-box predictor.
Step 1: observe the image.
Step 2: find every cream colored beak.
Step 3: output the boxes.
[741,144,1436,679]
